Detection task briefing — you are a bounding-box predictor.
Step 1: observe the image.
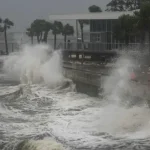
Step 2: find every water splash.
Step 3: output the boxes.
[2,44,66,88]
[102,56,143,106]
[95,55,150,136]
[2,138,65,150]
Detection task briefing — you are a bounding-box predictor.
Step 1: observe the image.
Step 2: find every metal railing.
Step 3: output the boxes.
[57,42,150,52]
[0,43,20,55]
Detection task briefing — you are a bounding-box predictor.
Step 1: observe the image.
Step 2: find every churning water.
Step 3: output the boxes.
[1,44,150,150]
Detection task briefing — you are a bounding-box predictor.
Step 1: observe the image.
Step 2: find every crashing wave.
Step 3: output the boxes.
[1,138,65,150]
[2,44,69,89]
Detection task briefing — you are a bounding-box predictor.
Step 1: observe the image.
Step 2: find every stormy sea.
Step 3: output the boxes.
[0,44,150,150]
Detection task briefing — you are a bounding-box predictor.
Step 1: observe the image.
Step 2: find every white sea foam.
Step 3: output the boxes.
[21,138,65,150]
[1,45,150,149]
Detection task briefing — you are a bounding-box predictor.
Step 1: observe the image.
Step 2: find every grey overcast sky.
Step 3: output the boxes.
[0,0,110,32]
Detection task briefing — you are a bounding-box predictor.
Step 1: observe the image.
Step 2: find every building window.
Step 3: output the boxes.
[102,20,106,31]
[96,34,101,42]
[107,20,112,32]
[90,33,101,42]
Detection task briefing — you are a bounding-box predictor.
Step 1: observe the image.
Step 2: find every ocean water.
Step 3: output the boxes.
[0,44,150,150]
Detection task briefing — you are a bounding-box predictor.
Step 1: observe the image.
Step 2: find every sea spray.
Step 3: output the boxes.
[102,56,138,106]
[91,55,150,136]
[2,44,66,88]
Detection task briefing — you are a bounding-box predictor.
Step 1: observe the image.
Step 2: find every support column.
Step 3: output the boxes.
[76,20,79,50]
[76,20,79,40]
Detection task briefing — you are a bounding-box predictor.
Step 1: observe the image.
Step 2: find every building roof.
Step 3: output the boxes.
[49,11,136,20]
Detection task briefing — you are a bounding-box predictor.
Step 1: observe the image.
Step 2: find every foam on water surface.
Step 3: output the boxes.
[1,44,150,149]
[0,85,20,96]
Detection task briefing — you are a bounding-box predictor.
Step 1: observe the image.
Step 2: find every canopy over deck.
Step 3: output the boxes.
[49,11,136,20]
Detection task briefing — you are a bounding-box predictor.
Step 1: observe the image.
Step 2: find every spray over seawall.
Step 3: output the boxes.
[2,44,68,88]
[101,51,150,107]
[93,54,150,137]
[102,57,134,105]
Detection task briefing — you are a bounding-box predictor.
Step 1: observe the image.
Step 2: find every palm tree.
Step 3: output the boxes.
[43,21,52,43]
[78,20,89,43]
[3,18,14,55]
[2,19,14,54]
[52,21,63,49]
[31,19,45,43]
[88,5,102,12]
[62,24,74,49]
[26,27,34,44]
[28,20,52,44]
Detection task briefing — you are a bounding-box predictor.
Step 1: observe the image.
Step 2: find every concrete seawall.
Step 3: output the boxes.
[63,66,101,87]
[63,67,101,96]
[63,63,111,96]
[63,63,150,106]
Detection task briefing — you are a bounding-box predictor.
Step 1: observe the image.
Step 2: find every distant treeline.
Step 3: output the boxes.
[26,5,102,49]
